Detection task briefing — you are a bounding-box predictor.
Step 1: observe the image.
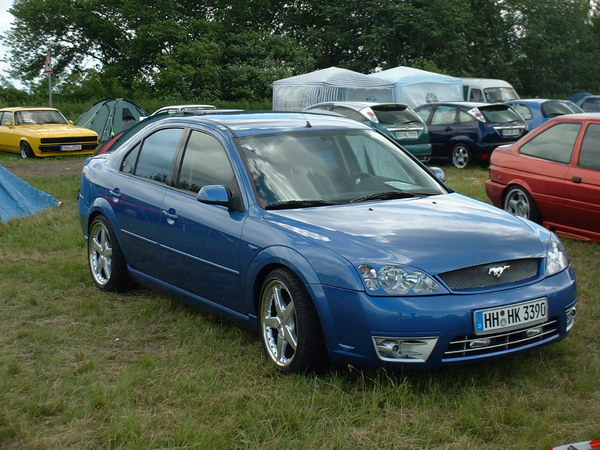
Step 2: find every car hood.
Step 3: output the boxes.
[265,193,548,275]
[21,124,97,137]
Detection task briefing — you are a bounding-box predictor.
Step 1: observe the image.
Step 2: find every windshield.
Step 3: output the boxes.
[237,129,446,209]
[371,105,421,125]
[15,110,68,125]
[483,87,519,102]
[480,105,523,124]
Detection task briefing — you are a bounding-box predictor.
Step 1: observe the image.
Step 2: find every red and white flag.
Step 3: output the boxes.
[43,51,53,74]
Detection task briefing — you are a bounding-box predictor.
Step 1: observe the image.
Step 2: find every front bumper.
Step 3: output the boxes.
[312,267,576,369]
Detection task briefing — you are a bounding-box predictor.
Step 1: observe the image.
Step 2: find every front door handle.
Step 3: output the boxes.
[572,176,582,184]
[444,126,452,132]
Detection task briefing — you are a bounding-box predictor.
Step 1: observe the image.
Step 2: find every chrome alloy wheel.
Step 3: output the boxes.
[260,279,298,368]
[89,221,113,287]
[505,188,531,219]
[451,144,470,168]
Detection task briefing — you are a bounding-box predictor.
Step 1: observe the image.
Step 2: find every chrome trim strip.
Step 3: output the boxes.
[160,244,240,276]
[120,229,240,276]
[445,329,557,355]
[452,319,558,344]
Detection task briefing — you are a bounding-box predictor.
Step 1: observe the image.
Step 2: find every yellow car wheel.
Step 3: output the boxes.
[20,142,35,159]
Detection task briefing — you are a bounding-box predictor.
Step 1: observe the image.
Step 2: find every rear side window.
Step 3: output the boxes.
[513,104,533,120]
[480,105,522,124]
[431,107,456,125]
[127,128,184,184]
[415,106,434,123]
[458,110,477,124]
[520,123,581,164]
[578,124,600,170]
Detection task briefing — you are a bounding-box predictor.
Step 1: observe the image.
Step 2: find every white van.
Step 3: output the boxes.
[462,78,520,103]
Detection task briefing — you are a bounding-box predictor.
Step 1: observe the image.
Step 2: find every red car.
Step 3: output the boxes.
[486,113,600,243]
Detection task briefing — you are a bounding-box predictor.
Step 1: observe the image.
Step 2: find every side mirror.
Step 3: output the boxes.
[68,120,74,125]
[197,185,232,208]
[430,167,445,182]
[4,121,12,127]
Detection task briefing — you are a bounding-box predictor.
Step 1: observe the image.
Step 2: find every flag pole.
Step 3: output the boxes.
[48,73,52,107]
[44,51,53,107]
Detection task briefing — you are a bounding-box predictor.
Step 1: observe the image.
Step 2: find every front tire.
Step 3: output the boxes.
[88,216,131,291]
[20,141,35,159]
[504,186,541,223]
[451,143,471,168]
[259,268,329,373]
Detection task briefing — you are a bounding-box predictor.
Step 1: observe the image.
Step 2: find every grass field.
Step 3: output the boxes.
[1,153,599,449]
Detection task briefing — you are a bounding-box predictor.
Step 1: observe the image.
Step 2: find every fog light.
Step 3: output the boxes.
[469,338,491,349]
[566,306,576,332]
[373,336,438,363]
[526,327,542,338]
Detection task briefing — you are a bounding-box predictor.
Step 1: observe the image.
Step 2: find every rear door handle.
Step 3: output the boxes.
[444,126,452,132]
[572,176,582,184]
[162,209,178,224]
[108,188,121,201]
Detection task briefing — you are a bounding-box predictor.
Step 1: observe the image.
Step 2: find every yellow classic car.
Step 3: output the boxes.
[0,107,99,158]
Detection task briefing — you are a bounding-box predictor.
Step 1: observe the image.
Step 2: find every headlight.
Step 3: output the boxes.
[546,235,569,276]
[358,264,442,295]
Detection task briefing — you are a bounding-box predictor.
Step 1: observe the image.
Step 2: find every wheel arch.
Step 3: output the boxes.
[245,246,342,355]
[503,182,543,223]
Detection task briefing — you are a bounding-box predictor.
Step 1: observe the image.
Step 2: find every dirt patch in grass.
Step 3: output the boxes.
[2,158,86,178]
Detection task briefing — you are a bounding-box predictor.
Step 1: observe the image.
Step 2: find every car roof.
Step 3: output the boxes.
[306,101,410,110]
[0,106,59,112]
[152,104,217,113]
[156,112,373,138]
[506,99,572,105]
[547,112,600,121]
[417,101,507,109]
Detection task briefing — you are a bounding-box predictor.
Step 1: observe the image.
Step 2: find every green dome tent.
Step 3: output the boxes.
[75,98,147,142]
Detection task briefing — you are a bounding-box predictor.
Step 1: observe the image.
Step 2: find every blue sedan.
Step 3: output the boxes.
[79,112,577,372]
[505,99,583,130]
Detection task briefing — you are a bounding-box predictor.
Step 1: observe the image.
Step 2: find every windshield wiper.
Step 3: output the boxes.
[350,190,438,203]
[265,199,338,210]
[350,191,415,203]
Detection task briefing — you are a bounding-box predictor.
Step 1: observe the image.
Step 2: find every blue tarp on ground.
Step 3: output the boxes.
[0,165,59,224]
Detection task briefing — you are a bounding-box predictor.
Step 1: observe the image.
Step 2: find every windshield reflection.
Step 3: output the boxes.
[237,130,446,209]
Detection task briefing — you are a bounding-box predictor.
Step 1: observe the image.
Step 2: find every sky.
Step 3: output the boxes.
[0,0,16,85]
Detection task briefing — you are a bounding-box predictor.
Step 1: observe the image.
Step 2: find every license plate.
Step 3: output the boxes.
[474,298,547,335]
[396,131,418,139]
[61,144,82,151]
[501,129,520,137]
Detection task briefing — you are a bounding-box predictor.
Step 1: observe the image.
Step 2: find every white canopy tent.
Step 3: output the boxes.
[369,67,463,108]
[272,67,396,111]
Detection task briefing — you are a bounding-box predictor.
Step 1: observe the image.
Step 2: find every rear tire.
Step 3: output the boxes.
[503,186,541,223]
[451,143,471,168]
[20,141,35,159]
[88,215,131,292]
[259,268,329,373]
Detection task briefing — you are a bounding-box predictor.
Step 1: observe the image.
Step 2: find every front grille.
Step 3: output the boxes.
[439,258,539,291]
[41,136,98,144]
[444,318,559,360]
